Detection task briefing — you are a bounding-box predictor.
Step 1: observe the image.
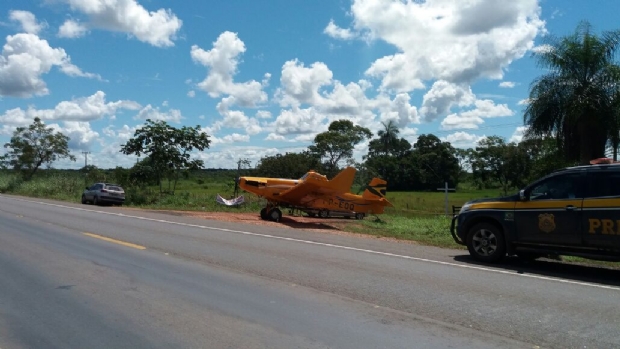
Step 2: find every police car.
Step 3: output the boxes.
[451,159,620,263]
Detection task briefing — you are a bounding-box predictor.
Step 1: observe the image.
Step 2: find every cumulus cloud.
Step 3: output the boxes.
[273,107,327,136]
[0,91,140,127]
[194,146,283,169]
[442,131,487,147]
[187,90,196,98]
[499,81,516,88]
[58,19,89,38]
[134,105,183,123]
[419,80,476,122]
[377,93,419,127]
[0,33,101,97]
[51,121,100,150]
[211,133,250,145]
[349,0,544,92]
[324,20,355,40]
[9,10,46,34]
[276,59,333,107]
[440,99,514,130]
[191,31,268,107]
[61,0,182,47]
[509,126,528,143]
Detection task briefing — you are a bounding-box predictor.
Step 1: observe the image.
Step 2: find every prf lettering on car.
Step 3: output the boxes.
[589,219,620,235]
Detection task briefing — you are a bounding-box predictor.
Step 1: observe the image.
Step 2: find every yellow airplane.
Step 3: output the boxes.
[238,167,393,222]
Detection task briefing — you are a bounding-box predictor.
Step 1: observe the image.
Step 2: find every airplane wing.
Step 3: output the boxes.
[279,179,320,205]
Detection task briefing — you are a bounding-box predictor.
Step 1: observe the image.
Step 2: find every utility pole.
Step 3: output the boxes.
[82,151,91,186]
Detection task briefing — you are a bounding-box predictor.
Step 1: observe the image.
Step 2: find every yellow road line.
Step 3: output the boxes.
[82,232,146,250]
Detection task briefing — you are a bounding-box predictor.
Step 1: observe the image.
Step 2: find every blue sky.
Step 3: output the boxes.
[1,0,619,169]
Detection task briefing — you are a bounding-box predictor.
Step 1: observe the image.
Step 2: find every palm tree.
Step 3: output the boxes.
[377,120,400,155]
[524,21,620,164]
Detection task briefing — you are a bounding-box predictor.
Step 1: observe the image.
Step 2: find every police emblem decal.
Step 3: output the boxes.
[538,213,556,233]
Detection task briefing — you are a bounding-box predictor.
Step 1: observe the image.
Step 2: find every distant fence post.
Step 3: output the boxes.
[436,182,455,216]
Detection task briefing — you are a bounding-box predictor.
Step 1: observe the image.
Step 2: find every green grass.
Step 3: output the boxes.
[1,169,608,261]
[345,214,463,248]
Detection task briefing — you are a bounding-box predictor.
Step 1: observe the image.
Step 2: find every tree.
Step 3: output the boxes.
[120,119,211,194]
[308,120,372,177]
[255,151,323,179]
[524,21,620,164]
[1,117,75,180]
[410,134,460,191]
[377,120,400,155]
[471,136,534,195]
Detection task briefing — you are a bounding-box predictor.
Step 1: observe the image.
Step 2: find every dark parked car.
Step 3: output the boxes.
[451,162,620,263]
[82,183,125,206]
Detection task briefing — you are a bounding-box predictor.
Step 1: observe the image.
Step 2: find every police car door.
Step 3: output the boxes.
[514,172,584,245]
[582,170,620,249]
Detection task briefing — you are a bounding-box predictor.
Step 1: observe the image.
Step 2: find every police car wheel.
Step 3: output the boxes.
[466,222,506,263]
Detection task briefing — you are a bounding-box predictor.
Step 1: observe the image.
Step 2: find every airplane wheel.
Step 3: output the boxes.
[318,209,329,218]
[269,208,282,222]
[355,213,365,220]
[260,208,268,220]
[307,212,316,217]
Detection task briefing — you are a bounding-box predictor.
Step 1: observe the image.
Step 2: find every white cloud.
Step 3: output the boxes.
[0,33,101,97]
[518,98,530,105]
[419,80,475,122]
[62,0,182,47]
[441,113,484,130]
[195,146,281,169]
[0,91,141,130]
[377,93,419,127]
[265,133,285,141]
[9,10,46,34]
[273,107,327,136]
[442,131,486,147]
[256,110,271,119]
[191,31,268,107]
[187,90,196,98]
[349,0,544,92]
[440,99,513,130]
[58,19,88,38]
[134,105,183,123]
[324,19,355,40]
[51,121,100,151]
[276,59,333,107]
[499,81,516,88]
[509,126,528,143]
[211,133,250,145]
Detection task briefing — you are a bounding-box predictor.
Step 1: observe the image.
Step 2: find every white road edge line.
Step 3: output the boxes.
[5,195,620,292]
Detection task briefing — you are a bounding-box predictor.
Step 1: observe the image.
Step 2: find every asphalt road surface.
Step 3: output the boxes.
[1,195,620,349]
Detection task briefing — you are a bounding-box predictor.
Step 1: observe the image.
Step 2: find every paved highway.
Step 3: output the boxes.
[1,195,620,348]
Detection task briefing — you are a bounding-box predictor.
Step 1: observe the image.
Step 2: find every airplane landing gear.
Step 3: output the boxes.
[268,208,282,222]
[354,212,365,220]
[318,209,329,218]
[260,206,282,222]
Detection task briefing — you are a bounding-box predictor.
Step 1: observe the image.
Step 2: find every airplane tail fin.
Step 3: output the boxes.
[362,178,393,207]
[328,167,356,191]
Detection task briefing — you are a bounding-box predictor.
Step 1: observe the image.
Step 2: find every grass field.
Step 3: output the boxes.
[4,168,618,269]
[0,169,487,248]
